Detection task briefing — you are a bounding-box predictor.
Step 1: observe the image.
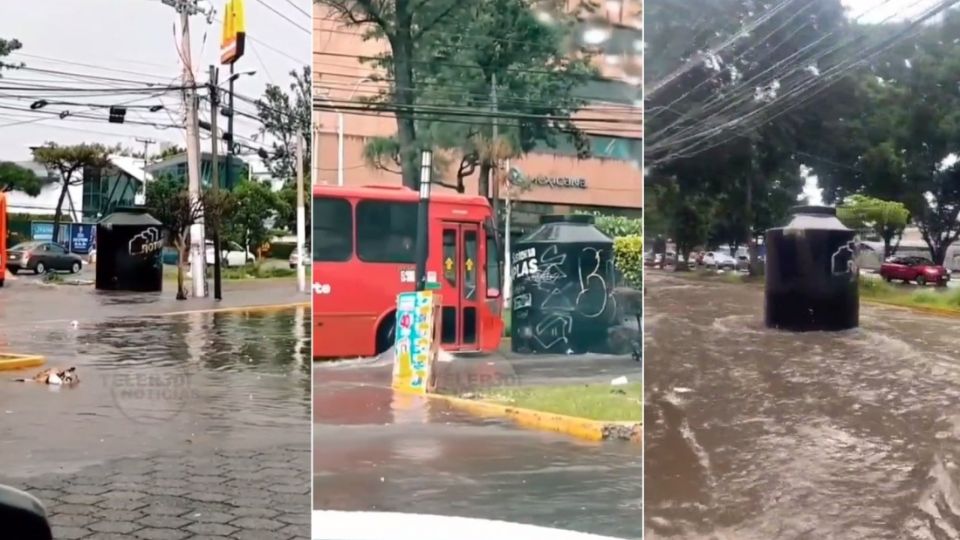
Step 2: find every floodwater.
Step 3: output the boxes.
[0,305,310,477]
[644,272,960,539]
[314,356,643,539]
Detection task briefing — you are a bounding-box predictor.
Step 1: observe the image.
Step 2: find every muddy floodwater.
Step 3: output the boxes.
[314,355,642,539]
[645,272,960,540]
[0,305,310,477]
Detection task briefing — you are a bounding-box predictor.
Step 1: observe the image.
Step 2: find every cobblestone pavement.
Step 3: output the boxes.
[1,443,310,540]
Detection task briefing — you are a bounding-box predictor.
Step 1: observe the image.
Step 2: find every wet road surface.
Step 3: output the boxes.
[314,356,642,540]
[0,285,310,538]
[644,271,960,540]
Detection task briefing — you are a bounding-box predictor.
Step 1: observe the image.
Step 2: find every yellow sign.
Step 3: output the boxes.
[444,257,454,271]
[220,0,246,65]
[465,258,474,272]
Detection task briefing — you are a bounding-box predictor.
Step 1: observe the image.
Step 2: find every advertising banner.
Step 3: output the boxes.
[69,223,95,254]
[393,290,442,394]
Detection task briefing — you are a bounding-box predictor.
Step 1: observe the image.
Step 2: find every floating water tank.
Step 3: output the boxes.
[765,206,858,331]
[95,207,164,292]
[510,215,617,354]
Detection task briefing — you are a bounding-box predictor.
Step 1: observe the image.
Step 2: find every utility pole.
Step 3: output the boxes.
[135,137,155,170]
[164,0,207,298]
[208,65,223,300]
[490,73,500,228]
[295,134,306,293]
[504,158,512,303]
[414,150,433,291]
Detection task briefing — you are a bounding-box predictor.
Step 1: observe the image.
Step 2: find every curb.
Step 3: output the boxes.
[861,298,960,319]
[155,301,309,317]
[426,392,641,443]
[0,353,45,371]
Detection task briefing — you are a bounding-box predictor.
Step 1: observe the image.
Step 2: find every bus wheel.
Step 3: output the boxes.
[375,312,396,356]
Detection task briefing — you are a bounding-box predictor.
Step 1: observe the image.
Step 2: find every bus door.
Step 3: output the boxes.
[439,221,481,351]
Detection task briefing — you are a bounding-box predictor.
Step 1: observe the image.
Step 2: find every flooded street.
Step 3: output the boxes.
[644,272,960,539]
[314,357,642,540]
[0,284,311,539]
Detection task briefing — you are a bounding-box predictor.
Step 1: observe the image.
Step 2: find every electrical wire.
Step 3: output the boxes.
[253,0,310,34]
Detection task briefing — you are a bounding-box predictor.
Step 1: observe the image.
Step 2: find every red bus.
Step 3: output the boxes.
[0,193,6,288]
[312,184,504,359]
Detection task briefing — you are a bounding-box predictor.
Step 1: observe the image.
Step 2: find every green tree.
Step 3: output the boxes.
[256,66,311,182]
[228,179,280,258]
[146,176,205,300]
[837,195,910,259]
[0,162,43,196]
[316,0,469,189]
[0,38,23,75]
[404,0,595,197]
[31,143,110,242]
[813,11,960,264]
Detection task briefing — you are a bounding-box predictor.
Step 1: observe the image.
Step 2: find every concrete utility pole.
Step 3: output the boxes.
[135,137,155,170]
[295,134,306,293]
[504,158,512,303]
[208,65,223,300]
[164,0,207,298]
[490,73,500,227]
[414,150,432,291]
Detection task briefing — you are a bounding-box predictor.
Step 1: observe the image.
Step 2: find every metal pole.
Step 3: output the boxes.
[180,7,206,298]
[414,150,432,291]
[337,111,344,186]
[503,159,512,302]
[209,65,223,300]
[296,134,306,293]
[490,73,500,228]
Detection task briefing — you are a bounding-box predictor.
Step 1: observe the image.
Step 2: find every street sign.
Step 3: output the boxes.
[220,0,246,65]
[69,223,95,255]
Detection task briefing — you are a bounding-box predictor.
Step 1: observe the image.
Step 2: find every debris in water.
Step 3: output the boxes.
[611,376,629,386]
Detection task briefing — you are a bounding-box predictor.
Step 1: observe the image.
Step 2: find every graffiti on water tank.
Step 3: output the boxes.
[533,313,573,350]
[576,247,609,318]
[831,241,859,279]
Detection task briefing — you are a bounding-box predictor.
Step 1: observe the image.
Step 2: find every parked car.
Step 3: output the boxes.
[880,256,950,286]
[191,241,254,267]
[5,241,83,275]
[289,247,310,269]
[703,251,737,270]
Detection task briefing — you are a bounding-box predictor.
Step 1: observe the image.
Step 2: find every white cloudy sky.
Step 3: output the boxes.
[0,0,309,162]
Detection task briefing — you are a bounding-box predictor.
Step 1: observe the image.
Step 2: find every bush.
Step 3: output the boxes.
[613,235,643,288]
[582,212,643,238]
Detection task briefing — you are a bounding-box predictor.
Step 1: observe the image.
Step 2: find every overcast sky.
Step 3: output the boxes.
[0,0,309,163]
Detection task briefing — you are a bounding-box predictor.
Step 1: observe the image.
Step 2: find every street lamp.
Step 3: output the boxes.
[226,70,256,84]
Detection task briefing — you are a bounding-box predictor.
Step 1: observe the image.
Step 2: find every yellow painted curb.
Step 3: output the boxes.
[861,298,960,319]
[0,353,45,371]
[156,301,309,317]
[428,393,641,443]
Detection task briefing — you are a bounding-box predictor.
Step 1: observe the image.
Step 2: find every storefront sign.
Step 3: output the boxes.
[530,175,587,189]
[393,291,441,394]
[30,221,70,247]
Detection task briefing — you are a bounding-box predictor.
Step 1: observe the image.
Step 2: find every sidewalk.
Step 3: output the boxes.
[0,279,308,328]
[1,443,309,540]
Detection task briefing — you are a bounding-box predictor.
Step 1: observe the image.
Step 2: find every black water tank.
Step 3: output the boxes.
[95,207,164,292]
[765,206,859,331]
[510,214,617,354]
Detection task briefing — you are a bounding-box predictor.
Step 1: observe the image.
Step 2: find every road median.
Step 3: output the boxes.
[425,383,642,443]
[0,353,45,371]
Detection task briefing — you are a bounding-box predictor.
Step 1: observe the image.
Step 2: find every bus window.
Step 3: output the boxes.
[464,230,477,300]
[442,229,457,287]
[485,227,501,297]
[313,197,352,261]
[356,200,417,263]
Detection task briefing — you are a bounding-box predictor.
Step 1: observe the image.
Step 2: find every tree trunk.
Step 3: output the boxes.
[746,153,763,276]
[478,161,492,201]
[175,236,187,300]
[390,3,419,190]
[52,181,70,243]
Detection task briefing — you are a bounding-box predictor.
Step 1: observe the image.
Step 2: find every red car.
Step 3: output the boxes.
[880,256,950,286]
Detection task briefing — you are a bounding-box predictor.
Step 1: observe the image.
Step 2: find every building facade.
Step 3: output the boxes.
[312,0,642,235]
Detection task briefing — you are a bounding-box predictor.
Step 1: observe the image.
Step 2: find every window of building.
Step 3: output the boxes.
[313,197,352,262]
[356,200,417,263]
